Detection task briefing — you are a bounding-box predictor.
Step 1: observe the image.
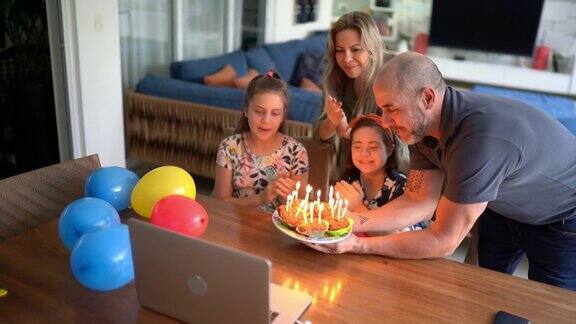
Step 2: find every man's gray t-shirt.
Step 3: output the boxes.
[410,87,576,225]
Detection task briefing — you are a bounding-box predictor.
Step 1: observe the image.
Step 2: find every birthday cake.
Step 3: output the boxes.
[276,183,352,238]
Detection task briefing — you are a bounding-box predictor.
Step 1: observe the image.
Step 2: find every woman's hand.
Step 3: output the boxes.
[326,96,347,128]
[334,180,365,211]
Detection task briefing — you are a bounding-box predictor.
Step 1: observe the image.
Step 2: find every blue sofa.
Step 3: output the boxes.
[472,85,576,135]
[127,34,333,184]
[136,33,327,124]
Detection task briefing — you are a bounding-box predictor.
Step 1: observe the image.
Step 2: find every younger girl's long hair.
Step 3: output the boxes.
[322,11,389,117]
[235,70,289,134]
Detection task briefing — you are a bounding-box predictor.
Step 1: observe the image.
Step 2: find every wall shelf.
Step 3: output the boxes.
[429,56,576,96]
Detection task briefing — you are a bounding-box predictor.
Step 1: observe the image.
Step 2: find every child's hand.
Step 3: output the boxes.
[274,177,296,202]
[334,180,364,211]
[261,172,295,203]
[326,96,346,128]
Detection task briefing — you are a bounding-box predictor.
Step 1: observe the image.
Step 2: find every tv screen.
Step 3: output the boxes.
[428,0,544,56]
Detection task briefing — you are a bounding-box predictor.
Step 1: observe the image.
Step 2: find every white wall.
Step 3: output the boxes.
[62,0,126,167]
[265,0,333,43]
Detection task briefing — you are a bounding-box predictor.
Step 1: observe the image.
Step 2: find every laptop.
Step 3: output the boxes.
[127,218,311,324]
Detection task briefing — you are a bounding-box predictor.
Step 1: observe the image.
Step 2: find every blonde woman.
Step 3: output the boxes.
[314,11,406,180]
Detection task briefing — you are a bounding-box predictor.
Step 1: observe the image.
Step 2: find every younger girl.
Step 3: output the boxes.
[213,70,309,208]
[335,115,425,232]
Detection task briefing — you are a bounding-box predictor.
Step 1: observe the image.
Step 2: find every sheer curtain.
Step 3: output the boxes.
[182,0,225,59]
[119,0,238,90]
[119,0,173,90]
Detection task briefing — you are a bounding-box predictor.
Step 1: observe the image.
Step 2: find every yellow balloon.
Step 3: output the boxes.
[130,166,196,218]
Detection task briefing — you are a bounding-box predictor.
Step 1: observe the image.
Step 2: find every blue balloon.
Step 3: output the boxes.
[58,197,120,250]
[70,224,134,291]
[85,167,139,211]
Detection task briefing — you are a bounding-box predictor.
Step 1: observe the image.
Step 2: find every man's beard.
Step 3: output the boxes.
[405,106,429,145]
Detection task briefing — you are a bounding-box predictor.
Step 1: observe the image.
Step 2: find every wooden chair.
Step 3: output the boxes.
[0,154,101,241]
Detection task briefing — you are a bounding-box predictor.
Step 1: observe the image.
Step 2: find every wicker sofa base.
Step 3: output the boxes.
[125,91,331,191]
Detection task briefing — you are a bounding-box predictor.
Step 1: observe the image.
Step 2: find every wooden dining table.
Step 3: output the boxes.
[1,194,575,323]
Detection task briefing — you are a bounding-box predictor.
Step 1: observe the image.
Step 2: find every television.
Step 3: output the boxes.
[428,0,544,57]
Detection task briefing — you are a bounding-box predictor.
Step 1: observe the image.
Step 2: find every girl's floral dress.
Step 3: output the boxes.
[216,133,309,200]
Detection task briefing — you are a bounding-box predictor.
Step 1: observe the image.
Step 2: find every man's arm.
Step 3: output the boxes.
[352,198,487,258]
[352,169,443,232]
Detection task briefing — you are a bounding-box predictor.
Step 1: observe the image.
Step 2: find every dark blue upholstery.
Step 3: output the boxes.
[142,34,328,124]
[263,40,305,81]
[287,86,322,123]
[302,33,328,57]
[170,51,249,83]
[472,85,576,135]
[137,74,245,111]
[245,46,275,74]
[136,74,322,123]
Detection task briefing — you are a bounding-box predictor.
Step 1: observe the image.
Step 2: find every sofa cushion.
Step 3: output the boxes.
[204,64,237,88]
[290,52,326,86]
[302,33,328,57]
[137,74,245,111]
[136,74,322,123]
[264,40,305,82]
[246,46,275,74]
[170,51,248,83]
[472,85,576,135]
[287,85,322,123]
[300,77,322,93]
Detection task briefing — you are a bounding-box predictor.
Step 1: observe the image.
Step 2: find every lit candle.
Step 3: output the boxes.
[316,189,321,206]
[329,198,335,219]
[309,202,315,223]
[296,200,307,224]
[304,184,312,202]
[286,194,292,212]
[340,199,349,220]
[295,181,301,200]
[318,203,324,223]
[337,199,343,220]
[329,185,334,202]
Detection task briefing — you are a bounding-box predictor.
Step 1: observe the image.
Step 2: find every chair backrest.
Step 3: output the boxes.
[0,154,101,241]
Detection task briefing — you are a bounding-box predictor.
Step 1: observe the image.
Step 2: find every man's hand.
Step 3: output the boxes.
[334,180,364,211]
[303,234,359,254]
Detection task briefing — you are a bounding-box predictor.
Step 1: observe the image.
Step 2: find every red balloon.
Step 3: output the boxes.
[150,195,208,237]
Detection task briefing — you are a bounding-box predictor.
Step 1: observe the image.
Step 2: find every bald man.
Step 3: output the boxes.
[305,52,576,291]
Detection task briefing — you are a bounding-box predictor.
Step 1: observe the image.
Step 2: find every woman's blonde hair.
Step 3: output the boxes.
[322,11,388,116]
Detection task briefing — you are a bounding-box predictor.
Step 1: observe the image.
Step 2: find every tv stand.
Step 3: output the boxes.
[428,55,576,96]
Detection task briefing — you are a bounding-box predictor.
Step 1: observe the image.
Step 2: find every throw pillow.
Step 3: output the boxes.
[300,77,322,93]
[290,53,326,87]
[234,69,260,89]
[203,65,237,88]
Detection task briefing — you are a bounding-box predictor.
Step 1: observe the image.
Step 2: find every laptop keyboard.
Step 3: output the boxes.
[270,311,279,321]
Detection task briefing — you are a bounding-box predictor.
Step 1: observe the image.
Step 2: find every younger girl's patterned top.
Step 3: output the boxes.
[216,133,309,199]
[341,168,427,231]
